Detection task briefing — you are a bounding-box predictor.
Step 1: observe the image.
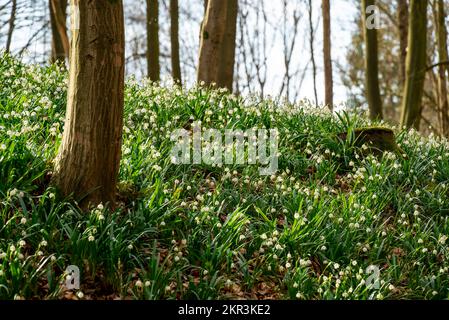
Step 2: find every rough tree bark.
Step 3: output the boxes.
[53,0,125,209]
[170,0,181,83]
[197,0,238,92]
[49,0,70,63]
[322,0,333,110]
[436,0,449,136]
[400,0,428,130]
[147,0,160,81]
[6,0,17,53]
[398,0,409,85]
[362,0,383,120]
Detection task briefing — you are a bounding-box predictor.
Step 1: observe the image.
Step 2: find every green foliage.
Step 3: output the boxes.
[1,53,449,300]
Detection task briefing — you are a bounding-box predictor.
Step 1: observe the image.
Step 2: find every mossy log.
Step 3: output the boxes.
[338,127,403,156]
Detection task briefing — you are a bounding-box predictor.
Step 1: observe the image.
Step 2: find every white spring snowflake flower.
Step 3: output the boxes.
[438,235,447,244]
[9,188,18,197]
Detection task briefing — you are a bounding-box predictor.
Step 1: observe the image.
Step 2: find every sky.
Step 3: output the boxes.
[1,0,359,106]
[260,0,358,105]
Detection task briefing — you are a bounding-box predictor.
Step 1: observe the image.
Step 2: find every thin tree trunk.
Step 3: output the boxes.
[53,0,125,209]
[170,0,181,83]
[49,0,70,63]
[322,0,333,110]
[199,0,208,41]
[6,0,17,53]
[398,0,409,85]
[147,0,160,81]
[308,0,318,107]
[436,0,449,137]
[362,0,383,120]
[400,0,428,130]
[197,0,238,92]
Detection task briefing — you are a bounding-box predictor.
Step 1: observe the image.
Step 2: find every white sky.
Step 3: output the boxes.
[2,0,359,105]
[261,0,358,105]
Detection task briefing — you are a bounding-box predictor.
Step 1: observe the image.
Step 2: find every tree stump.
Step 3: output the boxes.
[338,127,403,156]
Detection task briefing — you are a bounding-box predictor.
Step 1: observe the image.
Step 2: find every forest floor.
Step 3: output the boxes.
[1,53,449,300]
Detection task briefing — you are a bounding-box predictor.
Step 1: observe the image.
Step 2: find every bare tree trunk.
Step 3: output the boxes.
[362,0,383,120]
[170,0,181,83]
[308,0,318,106]
[49,0,70,63]
[199,0,209,41]
[398,0,409,85]
[53,0,125,209]
[218,0,238,91]
[279,0,300,99]
[197,0,238,92]
[436,0,449,137]
[6,0,17,53]
[400,0,428,130]
[322,0,333,110]
[147,0,160,81]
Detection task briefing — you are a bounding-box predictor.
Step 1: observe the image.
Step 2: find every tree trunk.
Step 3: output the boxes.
[309,0,318,107]
[218,0,238,91]
[199,0,208,41]
[197,0,238,92]
[53,0,125,209]
[170,0,181,83]
[398,0,409,85]
[49,0,70,64]
[362,0,383,120]
[400,0,428,130]
[147,0,160,81]
[322,0,333,110]
[436,0,449,137]
[6,0,17,53]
